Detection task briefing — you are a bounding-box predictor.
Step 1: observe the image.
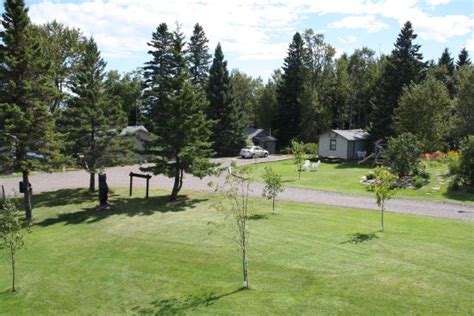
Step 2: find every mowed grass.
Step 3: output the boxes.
[0,188,473,315]
[252,159,474,204]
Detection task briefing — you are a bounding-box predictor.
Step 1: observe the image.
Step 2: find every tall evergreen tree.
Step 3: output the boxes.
[456,47,471,69]
[187,23,211,88]
[370,21,425,139]
[436,48,456,96]
[438,48,455,75]
[0,0,59,220]
[142,23,173,122]
[60,38,129,192]
[274,32,308,147]
[207,43,246,156]
[141,26,215,202]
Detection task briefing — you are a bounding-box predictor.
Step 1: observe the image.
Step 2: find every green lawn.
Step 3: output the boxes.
[0,188,472,315]
[252,159,474,204]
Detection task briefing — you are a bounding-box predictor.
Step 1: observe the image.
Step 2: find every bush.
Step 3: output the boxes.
[303,143,318,157]
[366,172,375,180]
[385,133,423,177]
[412,176,424,189]
[414,164,430,181]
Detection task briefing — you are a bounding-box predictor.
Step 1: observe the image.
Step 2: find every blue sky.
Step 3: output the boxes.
[22,0,474,80]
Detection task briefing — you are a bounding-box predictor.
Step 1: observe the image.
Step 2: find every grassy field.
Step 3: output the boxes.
[0,188,472,315]
[252,159,474,204]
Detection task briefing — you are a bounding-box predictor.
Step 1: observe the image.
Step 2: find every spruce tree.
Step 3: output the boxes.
[274,32,308,147]
[370,21,425,139]
[438,48,455,75]
[456,48,471,69]
[187,23,211,88]
[60,38,129,192]
[0,0,59,220]
[207,43,246,156]
[141,26,215,202]
[143,23,173,122]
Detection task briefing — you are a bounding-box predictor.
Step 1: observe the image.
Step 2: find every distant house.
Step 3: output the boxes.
[244,127,278,154]
[120,126,154,161]
[319,129,371,160]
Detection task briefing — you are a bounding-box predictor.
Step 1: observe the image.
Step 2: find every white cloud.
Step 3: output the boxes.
[330,15,389,33]
[466,36,474,53]
[425,0,451,6]
[28,0,474,68]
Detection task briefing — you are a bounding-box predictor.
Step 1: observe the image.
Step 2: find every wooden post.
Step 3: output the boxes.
[129,172,133,197]
[1,185,5,200]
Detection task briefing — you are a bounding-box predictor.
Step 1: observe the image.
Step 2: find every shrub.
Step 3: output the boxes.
[412,176,424,189]
[366,172,375,180]
[414,164,430,181]
[303,143,318,157]
[385,133,423,177]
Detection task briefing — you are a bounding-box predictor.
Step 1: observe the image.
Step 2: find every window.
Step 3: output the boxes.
[330,139,336,151]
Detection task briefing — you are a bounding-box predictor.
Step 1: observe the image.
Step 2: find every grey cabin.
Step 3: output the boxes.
[318,129,371,160]
[244,127,277,154]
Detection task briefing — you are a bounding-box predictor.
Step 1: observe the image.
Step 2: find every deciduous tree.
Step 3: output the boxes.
[0,198,26,292]
[371,167,398,232]
[262,166,284,214]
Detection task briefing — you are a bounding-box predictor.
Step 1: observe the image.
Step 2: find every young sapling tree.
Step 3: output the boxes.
[291,139,306,180]
[371,167,398,232]
[212,162,254,289]
[262,166,284,214]
[0,198,26,292]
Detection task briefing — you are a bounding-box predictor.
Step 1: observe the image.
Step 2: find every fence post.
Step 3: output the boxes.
[129,172,133,197]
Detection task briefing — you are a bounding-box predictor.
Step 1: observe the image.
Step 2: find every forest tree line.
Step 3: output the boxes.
[0,0,473,214]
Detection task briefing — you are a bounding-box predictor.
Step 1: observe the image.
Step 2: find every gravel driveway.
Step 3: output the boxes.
[1,158,473,221]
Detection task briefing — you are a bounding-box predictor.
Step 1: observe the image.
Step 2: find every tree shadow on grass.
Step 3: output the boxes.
[334,161,374,170]
[35,194,207,227]
[33,188,120,208]
[341,232,379,244]
[131,288,243,315]
[248,214,269,220]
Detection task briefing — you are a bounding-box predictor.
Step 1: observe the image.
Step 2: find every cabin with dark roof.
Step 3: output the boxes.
[318,129,371,160]
[244,127,277,154]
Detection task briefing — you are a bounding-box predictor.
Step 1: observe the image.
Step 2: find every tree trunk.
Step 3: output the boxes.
[170,162,181,202]
[22,170,32,221]
[242,243,249,289]
[272,196,275,214]
[89,172,96,193]
[381,201,385,232]
[11,249,16,292]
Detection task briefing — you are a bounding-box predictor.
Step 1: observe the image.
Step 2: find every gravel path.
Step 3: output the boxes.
[1,159,473,221]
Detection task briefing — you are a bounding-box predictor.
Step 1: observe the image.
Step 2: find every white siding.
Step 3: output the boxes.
[319,132,349,159]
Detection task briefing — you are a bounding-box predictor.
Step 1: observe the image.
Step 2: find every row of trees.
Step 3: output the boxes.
[1,0,472,218]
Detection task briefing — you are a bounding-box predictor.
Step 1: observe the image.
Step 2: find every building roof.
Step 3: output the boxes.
[120,125,150,136]
[244,127,264,139]
[332,129,371,141]
[254,135,278,142]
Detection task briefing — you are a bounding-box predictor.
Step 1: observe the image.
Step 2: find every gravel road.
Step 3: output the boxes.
[1,157,473,221]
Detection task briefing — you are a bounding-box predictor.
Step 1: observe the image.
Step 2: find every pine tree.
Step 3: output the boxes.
[435,48,456,96]
[60,38,129,192]
[207,43,246,156]
[187,23,211,88]
[0,0,59,220]
[143,23,173,122]
[456,48,471,69]
[274,32,308,147]
[370,21,425,139]
[438,48,455,75]
[141,26,215,202]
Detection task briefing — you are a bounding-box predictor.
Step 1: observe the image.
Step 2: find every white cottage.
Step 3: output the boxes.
[318,129,371,160]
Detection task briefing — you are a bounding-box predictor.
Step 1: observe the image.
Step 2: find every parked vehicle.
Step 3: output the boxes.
[240,146,269,158]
